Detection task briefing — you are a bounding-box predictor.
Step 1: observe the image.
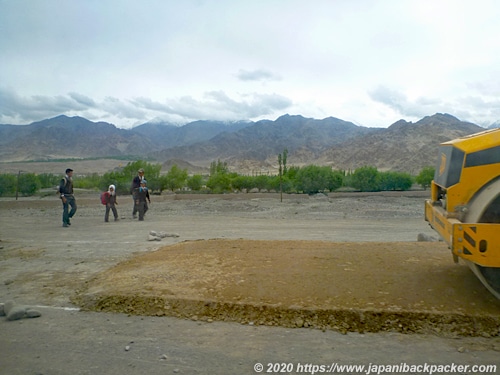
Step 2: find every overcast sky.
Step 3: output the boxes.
[1,0,500,128]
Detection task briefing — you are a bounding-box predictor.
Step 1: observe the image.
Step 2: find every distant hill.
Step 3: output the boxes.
[0,115,250,163]
[0,113,488,174]
[0,115,153,161]
[131,120,252,148]
[315,113,483,174]
[150,114,377,165]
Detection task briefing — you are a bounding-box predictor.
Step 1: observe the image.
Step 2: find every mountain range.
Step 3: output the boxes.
[0,113,486,174]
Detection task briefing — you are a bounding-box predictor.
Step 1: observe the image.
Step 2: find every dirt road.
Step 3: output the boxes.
[1,191,499,374]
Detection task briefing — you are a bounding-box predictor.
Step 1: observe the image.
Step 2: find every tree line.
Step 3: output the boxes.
[0,159,436,197]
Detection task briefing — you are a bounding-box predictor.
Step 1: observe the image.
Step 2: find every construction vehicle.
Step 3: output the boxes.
[425,128,500,299]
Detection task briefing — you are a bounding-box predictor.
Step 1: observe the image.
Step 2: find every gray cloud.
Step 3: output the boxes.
[2,1,500,128]
[368,85,443,119]
[0,86,292,127]
[132,97,172,112]
[236,69,281,82]
[368,86,411,114]
[368,84,500,127]
[0,87,20,117]
[467,80,500,96]
[68,92,96,108]
[0,88,93,124]
[240,92,292,117]
[100,97,149,120]
[454,95,500,126]
[160,91,292,122]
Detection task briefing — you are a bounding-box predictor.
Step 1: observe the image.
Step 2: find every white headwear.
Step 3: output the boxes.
[108,184,116,196]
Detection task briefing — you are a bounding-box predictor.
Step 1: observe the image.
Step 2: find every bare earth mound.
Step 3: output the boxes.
[73,239,500,336]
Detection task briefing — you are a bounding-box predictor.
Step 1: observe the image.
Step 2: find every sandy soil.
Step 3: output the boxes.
[77,239,500,337]
[1,191,499,338]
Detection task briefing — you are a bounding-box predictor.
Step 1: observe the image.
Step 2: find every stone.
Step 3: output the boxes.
[4,301,15,315]
[158,231,180,238]
[7,306,28,321]
[148,231,179,239]
[25,309,42,318]
[2,301,42,321]
[417,233,438,242]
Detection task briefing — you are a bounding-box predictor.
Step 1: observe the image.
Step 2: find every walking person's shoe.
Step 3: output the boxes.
[62,223,69,228]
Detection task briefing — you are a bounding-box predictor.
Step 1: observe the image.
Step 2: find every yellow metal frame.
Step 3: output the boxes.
[444,164,500,213]
[425,128,500,268]
[437,129,500,211]
[453,223,500,267]
[425,200,500,267]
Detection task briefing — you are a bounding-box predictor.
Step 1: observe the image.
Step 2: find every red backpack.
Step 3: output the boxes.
[100,191,109,205]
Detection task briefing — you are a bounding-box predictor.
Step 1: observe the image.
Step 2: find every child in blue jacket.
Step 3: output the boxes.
[135,179,151,221]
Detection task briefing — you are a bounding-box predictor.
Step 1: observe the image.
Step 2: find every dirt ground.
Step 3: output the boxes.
[75,238,500,336]
[2,190,500,333]
[1,190,500,374]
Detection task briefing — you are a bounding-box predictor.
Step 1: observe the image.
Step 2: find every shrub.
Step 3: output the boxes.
[163,165,188,192]
[187,174,204,191]
[231,175,253,192]
[0,174,17,196]
[415,166,435,190]
[378,171,413,191]
[294,165,343,194]
[18,173,41,196]
[350,166,380,192]
[206,173,231,193]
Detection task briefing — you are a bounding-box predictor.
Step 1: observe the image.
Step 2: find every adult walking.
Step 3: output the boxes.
[59,168,77,228]
[130,168,145,219]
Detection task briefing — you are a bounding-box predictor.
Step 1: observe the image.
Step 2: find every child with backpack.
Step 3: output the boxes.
[134,179,151,221]
[102,184,119,222]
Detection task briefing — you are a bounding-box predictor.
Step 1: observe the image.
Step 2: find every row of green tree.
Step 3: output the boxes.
[0,160,436,197]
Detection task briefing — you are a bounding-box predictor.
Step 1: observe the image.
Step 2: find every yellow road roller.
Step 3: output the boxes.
[425,128,500,299]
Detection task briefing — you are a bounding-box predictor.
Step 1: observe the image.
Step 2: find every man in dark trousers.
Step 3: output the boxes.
[59,168,77,228]
[130,168,145,219]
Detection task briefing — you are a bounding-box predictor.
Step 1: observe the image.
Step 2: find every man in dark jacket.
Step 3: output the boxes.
[130,168,144,219]
[59,168,77,228]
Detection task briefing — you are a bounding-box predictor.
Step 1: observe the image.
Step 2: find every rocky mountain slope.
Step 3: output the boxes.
[150,114,376,165]
[0,115,153,161]
[316,113,483,173]
[0,113,486,173]
[132,120,252,148]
